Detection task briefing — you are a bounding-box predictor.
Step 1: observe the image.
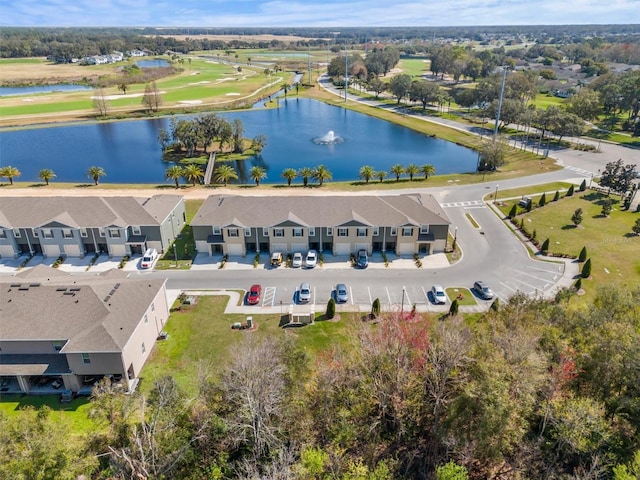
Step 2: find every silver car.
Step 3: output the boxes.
[431,284,447,304]
[474,280,494,300]
[298,282,311,303]
[335,283,349,303]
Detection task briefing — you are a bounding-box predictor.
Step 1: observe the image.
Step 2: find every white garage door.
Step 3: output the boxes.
[398,243,414,255]
[110,244,127,257]
[62,244,82,257]
[355,243,369,253]
[334,243,351,255]
[43,244,60,258]
[291,243,307,253]
[226,244,243,256]
[271,243,287,253]
[0,245,16,258]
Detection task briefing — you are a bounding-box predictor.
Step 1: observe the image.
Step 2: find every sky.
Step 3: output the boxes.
[1,0,638,27]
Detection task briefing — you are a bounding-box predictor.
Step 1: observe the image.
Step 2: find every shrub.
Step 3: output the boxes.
[581,258,592,278]
[571,208,583,226]
[539,192,546,207]
[253,252,260,268]
[575,278,582,290]
[326,298,336,319]
[578,246,587,262]
[118,255,129,269]
[541,238,550,253]
[579,179,587,191]
[553,190,560,202]
[371,298,381,317]
[490,298,500,312]
[381,251,389,267]
[449,298,459,316]
[508,204,517,218]
[526,200,533,212]
[532,229,537,241]
[601,198,612,217]
[566,184,575,197]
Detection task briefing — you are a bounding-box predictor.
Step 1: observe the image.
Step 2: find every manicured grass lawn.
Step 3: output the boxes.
[156,199,203,269]
[398,58,431,77]
[530,93,566,109]
[446,287,477,306]
[505,190,640,301]
[493,182,573,201]
[585,129,640,148]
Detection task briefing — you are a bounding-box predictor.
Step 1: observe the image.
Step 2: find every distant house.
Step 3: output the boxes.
[0,266,170,394]
[0,195,185,259]
[191,194,451,257]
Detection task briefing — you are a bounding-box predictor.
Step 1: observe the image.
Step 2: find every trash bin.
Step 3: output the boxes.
[246,317,253,328]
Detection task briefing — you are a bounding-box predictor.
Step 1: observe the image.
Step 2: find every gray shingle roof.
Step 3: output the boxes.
[0,266,166,353]
[0,195,183,229]
[191,194,450,228]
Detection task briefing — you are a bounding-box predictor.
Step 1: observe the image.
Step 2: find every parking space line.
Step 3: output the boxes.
[385,286,392,306]
[403,286,411,307]
[421,286,428,303]
[349,285,354,305]
[367,286,372,305]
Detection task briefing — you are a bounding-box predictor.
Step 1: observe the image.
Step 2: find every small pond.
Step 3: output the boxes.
[135,59,170,68]
[0,84,93,97]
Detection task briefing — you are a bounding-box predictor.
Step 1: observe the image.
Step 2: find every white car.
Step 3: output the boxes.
[140,248,158,269]
[292,252,303,268]
[304,250,318,268]
[431,284,447,304]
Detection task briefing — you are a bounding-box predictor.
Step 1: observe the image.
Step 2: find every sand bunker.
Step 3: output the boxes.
[178,100,203,105]
[225,93,241,96]
[188,81,211,85]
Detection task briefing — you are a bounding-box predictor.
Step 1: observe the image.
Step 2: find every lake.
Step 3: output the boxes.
[0,84,93,97]
[136,59,170,68]
[0,98,478,184]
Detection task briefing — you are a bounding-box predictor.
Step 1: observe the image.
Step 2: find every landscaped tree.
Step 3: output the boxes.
[601,198,613,216]
[633,218,640,235]
[508,204,517,219]
[359,165,375,184]
[421,163,436,180]
[571,208,583,227]
[281,168,298,186]
[567,184,575,197]
[449,298,459,317]
[599,159,639,197]
[251,135,267,155]
[326,298,336,319]
[553,191,560,202]
[376,170,388,183]
[299,167,314,187]
[249,166,267,186]
[118,83,128,95]
[182,163,204,186]
[539,192,547,207]
[93,87,110,117]
[389,74,412,104]
[477,137,508,172]
[38,168,56,185]
[231,119,245,154]
[582,258,592,278]
[579,179,587,192]
[165,165,183,188]
[371,298,381,317]
[579,246,588,262]
[313,165,332,186]
[406,163,419,181]
[213,164,238,186]
[541,238,550,254]
[390,163,404,182]
[141,81,162,112]
[86,166,106,185]
[368,77,386,99]
[409,79,440,110]
[0,165,21,185]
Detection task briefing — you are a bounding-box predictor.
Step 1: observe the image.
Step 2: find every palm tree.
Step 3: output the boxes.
[165,165,184,188]
[38,168,56,185]
[250,166,267,186]
[0,165,21,185]
[313,164,332,186]
[214,164,238,187]
[390,163,404,182]
[281,168,298,186]
[281,83,290,97]
[406,163,419,181]
[359,165,375,184]
[376,170,388,183]
[420,164,436,180]
[86,166,106,185]
[299,167,314,187]
[182,164,204,186]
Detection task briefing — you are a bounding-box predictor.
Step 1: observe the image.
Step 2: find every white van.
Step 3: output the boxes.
[140,248,158,269]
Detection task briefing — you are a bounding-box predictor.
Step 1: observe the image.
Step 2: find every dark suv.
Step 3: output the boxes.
[356,249,368,268]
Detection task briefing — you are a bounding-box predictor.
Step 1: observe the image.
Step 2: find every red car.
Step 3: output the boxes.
[247,284,262,305]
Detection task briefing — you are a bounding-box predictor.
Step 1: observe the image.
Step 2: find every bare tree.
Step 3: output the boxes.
[93,87,110,117]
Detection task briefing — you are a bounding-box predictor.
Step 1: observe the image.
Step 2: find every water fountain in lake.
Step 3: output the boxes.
[313,130,344,145]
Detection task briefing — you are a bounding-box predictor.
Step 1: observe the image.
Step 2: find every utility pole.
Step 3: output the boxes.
[307,43,312,84]
[344,41,348,103]
[493,66,508,142]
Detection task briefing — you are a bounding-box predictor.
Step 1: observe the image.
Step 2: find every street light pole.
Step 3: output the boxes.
[494,184,499,203]
[493,66,508,143]
[401,287,406,316]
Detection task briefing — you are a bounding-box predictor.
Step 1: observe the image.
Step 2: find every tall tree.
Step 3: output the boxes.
[406,163,419,181]
[389,74,412,104]
[251,134,268,155]
[249,166,267,186]
[376,170,388,183]
[390,163,405,181]
[92,87,110,117]
[281,168,298,186]
[165,165,183,188]
[0,165,21,185]
[231,118,245,154]
[359,165,375,184]
[181,164,204,186]
[213,164,238,187]
[299,167,314,187]
[86,165,106,185]
[142,81,162,112]
[313,165,332,186]
[38,168,56,185]
[420,164,436,180]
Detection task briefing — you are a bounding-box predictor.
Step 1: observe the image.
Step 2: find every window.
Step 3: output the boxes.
[338,228,348,237]
[326,227,333,237]
[309,227,315,236]
[151,303,155,312]
[390,227,397,236]
[141,342,146,354]
[402,227,413,237]
[15,229,22,238]
[357,228,367,237]
[262,227,269,236]
[213,226,221,235]
[99,228,106,237]
[80,228,88,238]
[420,225,429,234]
[63,229,73,238]
[274,228,284,237]
[372,227,379,236]
[228,228,239,237]
[293,228,303,237]
[244,228,251,237]
[0,230,5,239]
[42,228,53,238]
[132,226,141,235]
[82,353,91,364]
[52,340,64,351]
[144,314,148,324]
[109,228,120,238]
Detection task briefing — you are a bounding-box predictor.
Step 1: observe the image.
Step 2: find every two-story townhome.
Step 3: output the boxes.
[0,195,185,259]
[191,194,451,257]
[0,266,170,394]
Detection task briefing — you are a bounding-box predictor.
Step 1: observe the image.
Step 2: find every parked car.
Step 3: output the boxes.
[298,282,311,303]
[140,248,158,269]
[356,249,368,268]
[247,284,262,305]
[335,283,349,303]
[304,250,318,268]
[292,252,303,268]
[270,251,283,267]
[474,280,494,300]
[431,284,447,304]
